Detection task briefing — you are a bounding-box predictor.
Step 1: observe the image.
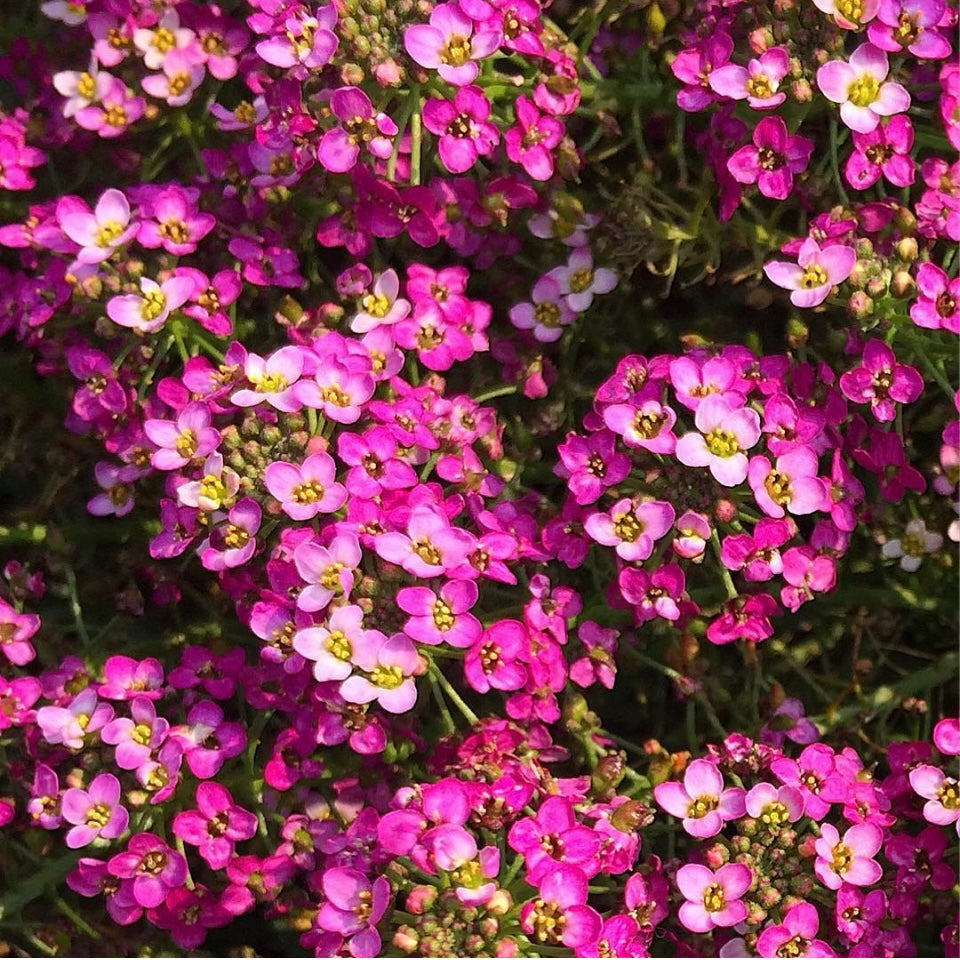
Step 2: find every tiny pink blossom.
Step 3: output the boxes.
[676,862,753,933]
[676,394,761,486]
[264,453,347,521]
[654,759,747,838]
[814,822,883,889]
[764,238,856,308]
[106,275,196,334]
[817,44,911,134]
[61,773,128,848]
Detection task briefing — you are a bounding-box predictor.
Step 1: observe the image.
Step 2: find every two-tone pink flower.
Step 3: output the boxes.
[676,394,761,486]
[654,759,746,838]
[764,238,856,308]
[817,44,910,134]
[403,4,501,86]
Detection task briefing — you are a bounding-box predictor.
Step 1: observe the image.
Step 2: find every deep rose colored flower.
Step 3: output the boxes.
[706,593,778,645]
[318,87,397,174]
[817,44,910,134]
[508,796,602,884]
[603,398,678,454]
[555,430,631,505]
[669,355,742,412]
[504,96,564,181]
[934,717,960,755]
[760,697,820,747]
[465,620,528,693]
[654,759,746,838]
[137,186,215,256]
[839,340,923,422]
[814,822,884,889]
[845,115,915,190]
[727,116,814,200]
[422,85,500,174]
[398,579,481,648]
[756,902,837,958]
[74,76,145,138]
[585,498,675,562]
[375,504,475,577]
[618,564,688,623]
[709,47,791,109]
[62,773,128,848]
[910,262,959,334]
[909,764,960,826]
[835,884,887,944]
[519,865,602,948]
[168,699,245,779]
[173,783,257,870]
[318,869,390,957]
[264,453,347,521]
[403,4,502,86]
[673,510,712,561]
[677,394,761,485]
[294,355,375,424]
[99,655,164,701]
[676,862,752,933]
[57,188,137,263]
[764,238,856,307]
[672,33,734,112]
[107,275,196,334]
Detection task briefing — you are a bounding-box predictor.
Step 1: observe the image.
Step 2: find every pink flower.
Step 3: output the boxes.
[585,498,675,562]
[294,604,368,682]
[814,823,884,889]
[504,96,564,180]
[53,67,115,118]
[137,185,216,256]
[144,402,220,471]
[294,355,375,424]
[339,632,420,714]
[132,9,196,70]
[37,687,114,749]
[933,718,960,756]
[141,50,205,107]
[108,834,187,909]
[780,546,837,611]
[764,237,856,308]
[676,394,761,486]
[350,269,410,334]
[509,273,577,342]
[293,534,362,612]
[817,44,910,134]
[602,399,678,454]
[756,902,837,957]
[255,7,338,73]
[676,862,753,933]
[910,262,959,334]
[101,697,170,770]
[706,593,778,644]
[74,76,145,138]
[87,462,143,518]
[519,865,602,948]
[814,0,880,28]
[464,620,528,693]
[398,579,482,648]
[867,0,952,58]
[198,499,261,571]
[748,447,827,518]
[106,275,196,334]
[231,346,304,413]
[547,247,618,313]
[264,453,347,521]
[654,759,746,838]
[508,796,602,884]
[403,4,502,86]
[173,783,257,870]
[422,85,500,174]
[727,116,814,200]
[57,188,137,263]
[61,773,129,848]
[318,87,397,174]
[709,47,791,109]
[618,564,688,623]
[0,598,39,666]
[375,504,475,577]
[909,764,960,826]
[318,869,390,957]
[745,782,805,825]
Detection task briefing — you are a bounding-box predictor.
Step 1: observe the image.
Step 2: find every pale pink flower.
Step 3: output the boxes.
[764,238,856,308]
[817,43,910,134]
[106,275,196,334]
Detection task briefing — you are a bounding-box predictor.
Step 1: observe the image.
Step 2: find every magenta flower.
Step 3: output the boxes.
[745,782,805,826]
[727,116,814,200]
[101,697,170,770]
[676,394,761,486]
[653,759,746,838]
[264,453,347,521]
[817,44,910,134]
[618,563,688,623]
[867,0,952,58]
[748,447,827,518]
[910,262,959,334]
[107,833,187,909]
[169,699,245,779]
[585,498,675,562]
[602,398,678,454]
[676,862,752,933]
[504,96,564,181]
[398,579,481,648]
[840,340,923,422]
[231,346,304,413]
[53,67,115,118]
[87,461,143,518]
[508,796,602,884]
[255,7,338,73]
[569,621,619,690]
[61,773,129,848]
[909,765,960,826]
[106,275,196,334]
[99,655,164,701]
[337,426,416,497]
[144,402,220,471]
[132,9,195,69]
[403,4,502,86]
[721,518,795,582]
[671,33,734,112]
[934,717,960,756]
[293,604,367,683]
[137,185,216,256]
[339,632,420,714]
[756,902,836,958]
[781,546,837,611]
[845,115,915,190]
[764,237,856,307]
[199,499,261,571]
[0,598,39,666]
[173,783,257,870]
[709,47,791,109]
[519,865,602,948]
[814,823,884,889]
[375,504,475,577]
[464,620,528,693]
[295,355,375,424]
[423,85,500,174]
[318,87,397,174]
[75,76,145,138]
[318,868,390,957]
[57,188,137,263]
[27,764,61,828]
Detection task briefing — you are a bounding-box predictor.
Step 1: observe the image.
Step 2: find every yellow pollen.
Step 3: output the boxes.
[361,292,391,318]
[447,113,473,138]
[145,767,169,791]
[799,264,828,289]
[760,801,789,827]
[140,289,167,321]
[764,469,792,506]
[167,72,190,97]
[530,900,566,944]
[86,803,112,828]
[369,665,404,689]
[613,512,643,542]
[320,563,344,590]
[569,268,594,293]
[937,781,959,810]
[94,220,124,247]
[432,599,455,631]
[131,722,153,746]
[776,935,806,958]
[837,0,864,19]
[174,428,197,458]
[253,372,287,393]
[202,32,226,55]
[76,713,91,730]
[320,385,351,407]
[534,302,561,327]
[633,410,664,439]
[325,630,352,661]
[108,484,130,507]
[899,532,926,557]
[233,101,256,124]
[199,474,227,507]
[77,72,96,100]
[702,883,726,914]
[292,480,324,504]
[848,74,880,108]
[688,794,719,818]
[412,538,441,566]
[223,524,249,549]
[479,641,500,672]
[439,34,471,66]
[705,428,740,458]
[152,26,175,52]
[746,73,773,99]
[159,219,189,244]
[758,147,784,171]
[830,841,854,874]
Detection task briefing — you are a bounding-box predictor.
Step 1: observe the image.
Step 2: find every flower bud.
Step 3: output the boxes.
[847,291,874,319]
[714,498,738,523]
[393,927,419,953]
[890,269,916,299]
[866,275,888,298]
[790,77,813,102]
[748,27,774,53]
[340,62,365,85]
[611,800,654,833]
[592,753,627,795]
[895,236,918,262]
[406,885,436,915]
[487,889,513,916]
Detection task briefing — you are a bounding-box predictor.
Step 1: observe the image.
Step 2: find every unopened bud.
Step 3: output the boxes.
[748,27,774,53]
[847,291,874,319]
[895,236,918,262]
[610,800,655,832]
[714,498,738,523]
[890,269,915,299]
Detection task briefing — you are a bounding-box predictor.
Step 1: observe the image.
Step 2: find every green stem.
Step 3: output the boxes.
[410,87,423,186]
[427,660,478,725]
[710,528,739,600]
[55,895,102,940]
[829,117,850,206]
[428,671,456,735]
[472,384,518,403]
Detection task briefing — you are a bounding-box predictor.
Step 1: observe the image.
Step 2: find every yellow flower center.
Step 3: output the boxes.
[439,34,472,67]
[900,532,926,557]
[254,372,287,393]
[152,27,175,52]
[325,630,352,661]
[776,935,806,958]
[104,105,127,127]
[529,899,566,944]
[94,220,124,248]
[140,289,167,321]
[199,474,227,507]
[613,512,643,542]
[702,883,726,913]
[760,801,789,827]
[569,268,594,293]
[746,73,773,100]
[369,665,404,689]
[937,780,959,810]
[292,480,324,504]
[830,841,854,874]
[534,302,561,327]
[167,72,191,97]
[223,524,249,549]
[174,428,197,458]
[432,599,455,631]
[131,723,153,746]
[848,74,880,108]
[86,803,111,828]
[836,0,864,20]
[764,469,792,506]
[688,794,719,818]
[799,264,828,289]
[361,292,391,318]
[159,219,189,244]
[77,72,96,100]
[632,410,665,439]
[320,385,351,407]
[320,562,344,590]
[412,539,441,566]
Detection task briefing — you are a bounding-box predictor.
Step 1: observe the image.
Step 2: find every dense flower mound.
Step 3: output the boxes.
[0,0,956,956]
